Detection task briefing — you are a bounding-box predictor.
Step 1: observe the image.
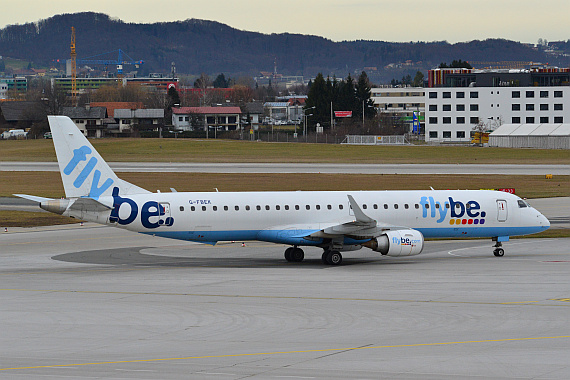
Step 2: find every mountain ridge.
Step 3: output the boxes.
[0,12,566,81]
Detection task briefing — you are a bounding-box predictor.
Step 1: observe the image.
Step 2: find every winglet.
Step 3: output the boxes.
[347,195,376,224]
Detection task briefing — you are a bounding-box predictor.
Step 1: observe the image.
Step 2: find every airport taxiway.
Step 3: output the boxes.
[1,224,569,379]
[1,161,569,175]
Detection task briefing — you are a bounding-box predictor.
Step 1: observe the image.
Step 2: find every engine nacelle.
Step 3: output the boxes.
[362,230,424,257]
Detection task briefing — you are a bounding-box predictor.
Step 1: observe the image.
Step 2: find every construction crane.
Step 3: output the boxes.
[70,27,77,106]
[68,27,144,98]
[76,49,144,85]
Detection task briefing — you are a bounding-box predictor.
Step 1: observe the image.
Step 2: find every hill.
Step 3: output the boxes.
[0,12,567,81]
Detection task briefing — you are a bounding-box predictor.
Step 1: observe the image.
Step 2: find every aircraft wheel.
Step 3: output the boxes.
[326,250,343,265]
[290,247,304,262]
[493,248,505,257]
[322,251,329,264]
[284,247,294,262]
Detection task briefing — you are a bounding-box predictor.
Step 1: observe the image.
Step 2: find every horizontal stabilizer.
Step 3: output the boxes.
[69,197,113,212]
[13,194,53,203]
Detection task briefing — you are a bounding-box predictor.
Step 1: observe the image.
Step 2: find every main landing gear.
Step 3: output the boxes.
[284,246,304,262]
[493,241,505,257]
[322,250,342,265]
[283,247,343,265]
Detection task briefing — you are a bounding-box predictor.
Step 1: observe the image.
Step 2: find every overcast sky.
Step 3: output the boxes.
[1,0,568,44]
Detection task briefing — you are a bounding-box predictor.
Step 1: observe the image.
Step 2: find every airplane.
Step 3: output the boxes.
[16,116,550,265]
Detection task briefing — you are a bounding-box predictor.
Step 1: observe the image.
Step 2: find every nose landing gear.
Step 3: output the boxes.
[493,242,505,257]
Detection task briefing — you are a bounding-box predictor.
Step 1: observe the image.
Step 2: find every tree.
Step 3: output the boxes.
[412,71,424,87]
[439,60,472,69]
[167,86,180,109]
[355,71,375,120]
[305,73,329,130]
[194,73,211,89]
[213,73,229,88]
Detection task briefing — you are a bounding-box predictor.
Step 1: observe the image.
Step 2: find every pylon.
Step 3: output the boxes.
[241,242,246,247]
[4,227,7,232]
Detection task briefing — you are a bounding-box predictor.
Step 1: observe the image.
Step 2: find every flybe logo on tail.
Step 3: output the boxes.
[64,145,114,199]
[420,196,486,225]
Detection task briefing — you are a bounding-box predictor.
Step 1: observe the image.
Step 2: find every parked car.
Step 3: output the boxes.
[44,132,52,139]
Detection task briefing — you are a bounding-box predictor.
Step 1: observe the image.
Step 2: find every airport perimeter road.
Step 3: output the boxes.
[1,161,569,175]
[1,225,569,379]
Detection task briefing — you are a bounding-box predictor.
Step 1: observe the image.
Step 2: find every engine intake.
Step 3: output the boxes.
[362,230,424,257]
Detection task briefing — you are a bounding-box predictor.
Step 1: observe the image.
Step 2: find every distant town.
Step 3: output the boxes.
[0,13,569,149]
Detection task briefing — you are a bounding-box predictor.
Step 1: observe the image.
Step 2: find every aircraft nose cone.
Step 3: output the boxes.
[539,214,550,230]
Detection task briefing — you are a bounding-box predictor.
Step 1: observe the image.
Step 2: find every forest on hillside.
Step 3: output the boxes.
[1,12,567,81]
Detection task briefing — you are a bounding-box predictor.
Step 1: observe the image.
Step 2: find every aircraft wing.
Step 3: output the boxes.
[263,195,411,242]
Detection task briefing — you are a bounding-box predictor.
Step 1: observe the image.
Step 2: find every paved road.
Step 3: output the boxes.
[1,224,569,379]
[1,161,569,175]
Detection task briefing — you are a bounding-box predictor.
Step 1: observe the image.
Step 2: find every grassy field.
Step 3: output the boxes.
[1,172,568,199]
[1,138,569,164]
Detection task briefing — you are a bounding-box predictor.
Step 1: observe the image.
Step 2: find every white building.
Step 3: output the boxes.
[424,68,570,143]
[371,87,425,132]
[0,82,7,99]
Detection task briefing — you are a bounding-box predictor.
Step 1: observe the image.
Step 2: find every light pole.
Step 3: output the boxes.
[303,106,316,140]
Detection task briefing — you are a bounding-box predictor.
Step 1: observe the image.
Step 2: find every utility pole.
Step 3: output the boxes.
[70,27,77,107]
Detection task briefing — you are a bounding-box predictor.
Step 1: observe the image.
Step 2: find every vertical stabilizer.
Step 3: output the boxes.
[48,116,150,198]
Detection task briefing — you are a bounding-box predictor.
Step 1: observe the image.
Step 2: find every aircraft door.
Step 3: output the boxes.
[497,200,508,222]
[159,202,174,226]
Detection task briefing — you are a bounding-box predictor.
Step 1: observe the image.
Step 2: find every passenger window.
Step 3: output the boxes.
[191,206,195,211]
[224,206,228,211]
[316,205,321,210]
[275,205,280,210]
[394,204,399,209]
[245,205,250,211]
[256,205,261,210]
[384,204,388,209]
[339,205,344,210]
[327,205,332,210]
[425,204,429,209]
[295,205,300,210]
[306,205,310,210]
[373,204,378,209]
[213,206,217,211]
[180,206,184,211]
[435,204,440,209]
[445,203,450,209]
[265,205,270,210]
[285,205,290,210]
[202,206,206,211]
[235,205,239,211]
[518,200,527,208]
[363,204,367,209]
[415,204,419,209]
[404,204,409,209]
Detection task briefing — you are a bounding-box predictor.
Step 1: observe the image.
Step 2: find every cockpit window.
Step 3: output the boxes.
[517,200,527,208]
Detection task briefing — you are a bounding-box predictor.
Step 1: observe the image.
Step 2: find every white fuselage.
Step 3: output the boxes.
[65,189,549,247]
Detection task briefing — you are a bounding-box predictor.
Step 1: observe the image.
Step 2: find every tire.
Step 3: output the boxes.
[494,248,505,257]
[322,251,329,264]
[327,251,342,265]
[291,247,304,262]
[284,247,293,262]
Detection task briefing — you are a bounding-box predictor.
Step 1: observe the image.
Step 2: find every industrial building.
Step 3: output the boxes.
[489,123,570,149]
[424,67,570,143]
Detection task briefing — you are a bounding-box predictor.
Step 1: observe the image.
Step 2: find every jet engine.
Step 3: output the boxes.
[362,230,424,257]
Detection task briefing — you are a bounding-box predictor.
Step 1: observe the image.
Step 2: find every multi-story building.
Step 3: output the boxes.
[370,87,425,133]
[425,68,570,142]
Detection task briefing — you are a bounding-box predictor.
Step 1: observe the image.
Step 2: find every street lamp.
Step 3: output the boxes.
[303,106,316,140]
